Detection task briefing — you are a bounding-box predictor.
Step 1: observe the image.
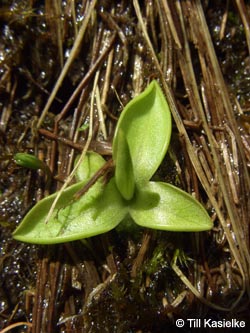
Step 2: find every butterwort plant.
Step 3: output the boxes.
[13,80,212,244]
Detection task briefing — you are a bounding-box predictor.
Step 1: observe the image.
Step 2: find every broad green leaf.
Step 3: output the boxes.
[129,182,212,232]
[74,151,106,182]
[114,129,135,200]
[13,178,128,244]
[113,80,172,184]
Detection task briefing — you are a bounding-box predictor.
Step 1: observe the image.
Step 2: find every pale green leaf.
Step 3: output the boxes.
[113,80,172,184]
[114,129,135,200]
[129,182,213,231]
[13,178,127,244]
[74,151,106,182]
